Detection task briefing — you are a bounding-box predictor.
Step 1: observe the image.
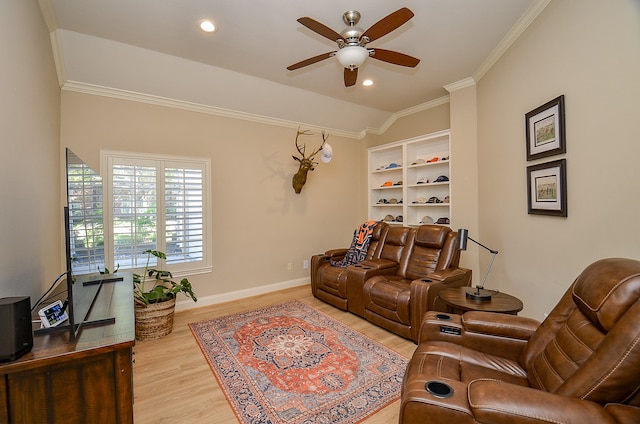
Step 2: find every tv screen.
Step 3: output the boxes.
[65,149,118,337]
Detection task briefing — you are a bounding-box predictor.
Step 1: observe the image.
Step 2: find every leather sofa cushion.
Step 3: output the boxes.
[415,224,449,248]
[315,266,348,298]
[572,258,640,331]
[407,340,530,387]
[364,276,411,325]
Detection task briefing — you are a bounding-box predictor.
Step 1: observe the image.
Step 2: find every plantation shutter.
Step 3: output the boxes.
[112,163,158,269]
[104,152,209,273]
[164,167,204,264]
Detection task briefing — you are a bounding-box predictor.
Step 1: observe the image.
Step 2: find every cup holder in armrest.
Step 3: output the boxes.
[435,313,451,321]
[425,380,454,399]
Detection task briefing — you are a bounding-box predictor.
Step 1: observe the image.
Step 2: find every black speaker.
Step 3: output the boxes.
[0,297,33,362]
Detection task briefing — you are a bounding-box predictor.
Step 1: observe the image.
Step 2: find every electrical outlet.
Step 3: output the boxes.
[287,263,292,271]
[303,260,309,269]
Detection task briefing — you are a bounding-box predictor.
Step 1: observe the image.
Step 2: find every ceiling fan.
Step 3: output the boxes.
[287,7,420,87]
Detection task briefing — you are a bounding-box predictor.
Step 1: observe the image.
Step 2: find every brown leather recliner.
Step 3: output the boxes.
[310,221,389,311]
[400,258,640,424]
[362,225,471,342]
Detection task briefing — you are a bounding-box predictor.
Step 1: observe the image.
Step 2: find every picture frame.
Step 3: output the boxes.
[525,95,565,160]
[527,159,567,217]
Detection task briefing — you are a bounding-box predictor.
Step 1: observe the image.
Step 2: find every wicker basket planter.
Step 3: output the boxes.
[134,297,176,341]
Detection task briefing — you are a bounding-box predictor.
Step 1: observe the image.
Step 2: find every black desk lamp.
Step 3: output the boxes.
[457,228,498,300]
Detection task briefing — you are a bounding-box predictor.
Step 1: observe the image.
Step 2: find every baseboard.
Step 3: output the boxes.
[175,277,310,311]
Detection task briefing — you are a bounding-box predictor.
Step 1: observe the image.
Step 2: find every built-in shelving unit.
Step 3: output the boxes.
[368,130,451,227]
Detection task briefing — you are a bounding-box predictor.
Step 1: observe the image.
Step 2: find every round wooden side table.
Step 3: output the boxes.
[438,287,523,315]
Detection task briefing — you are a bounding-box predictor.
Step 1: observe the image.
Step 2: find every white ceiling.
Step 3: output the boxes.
[39,0,546,136]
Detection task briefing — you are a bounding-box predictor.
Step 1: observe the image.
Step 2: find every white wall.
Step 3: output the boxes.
[0,0,61,302]
[476,0,640,320]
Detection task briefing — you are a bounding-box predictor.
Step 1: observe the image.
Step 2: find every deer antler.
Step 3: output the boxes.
[294,129,312,158]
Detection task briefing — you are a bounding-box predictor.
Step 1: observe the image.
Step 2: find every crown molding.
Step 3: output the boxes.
[62,80,450,140]
[367,95,451,135]
[37,0,57,32]
[49,30,66,87]
[443,78,476,93]
[473,0,552,82]
[62,81,366,139]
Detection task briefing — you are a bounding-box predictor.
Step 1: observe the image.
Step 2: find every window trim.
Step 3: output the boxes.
[101,150,212,277]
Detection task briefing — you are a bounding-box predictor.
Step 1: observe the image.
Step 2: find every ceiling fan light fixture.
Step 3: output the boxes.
[336,45,368,70]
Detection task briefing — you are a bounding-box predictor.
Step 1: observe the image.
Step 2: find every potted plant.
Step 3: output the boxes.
[133,249,197,340]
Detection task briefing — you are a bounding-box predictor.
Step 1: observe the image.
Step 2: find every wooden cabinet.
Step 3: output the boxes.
[0,275,134,424]
[369,130,451,226]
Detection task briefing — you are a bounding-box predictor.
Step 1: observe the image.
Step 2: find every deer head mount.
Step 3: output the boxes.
[291,128,330,194]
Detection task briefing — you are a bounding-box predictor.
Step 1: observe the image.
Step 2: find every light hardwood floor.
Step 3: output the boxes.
[132,284,417,423]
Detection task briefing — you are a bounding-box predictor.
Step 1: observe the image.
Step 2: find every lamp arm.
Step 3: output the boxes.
[467,236,499,254]
[477,250,498,290]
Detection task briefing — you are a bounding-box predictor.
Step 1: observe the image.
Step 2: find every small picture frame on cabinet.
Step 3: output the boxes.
[525,95,565,161]
[527,159,567,217]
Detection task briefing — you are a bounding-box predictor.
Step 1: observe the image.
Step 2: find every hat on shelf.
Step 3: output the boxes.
[416,177,429,184]
[443,195,450,203]
[434,175,449,182]
[381,181,393,187]
[386,163,400,169]
[383,214,395,221]
[377,198,388,204]
[420,216,434,224]
[388,198,398,204]
[427,157,439,163]
[427,196,442,203]
[395,215,403,222]
[394,181,402,186]
[411,158,426,165]
[435,217,450,225]
[412,197,427,204]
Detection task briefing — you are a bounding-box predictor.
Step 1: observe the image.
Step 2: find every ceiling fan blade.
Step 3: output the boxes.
[344,68,358,87]
[370,48,420,67]
[297,17,344,43]
[287,52,334,70]
[362,7,414,43]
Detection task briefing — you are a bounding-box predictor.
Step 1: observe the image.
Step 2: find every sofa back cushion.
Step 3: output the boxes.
[378,226,414,266]
[404,225,454,280]
[366,222,390,261]
[522,258,640,406]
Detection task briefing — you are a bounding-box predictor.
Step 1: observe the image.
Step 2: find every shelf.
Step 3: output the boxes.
[368,130,451,226]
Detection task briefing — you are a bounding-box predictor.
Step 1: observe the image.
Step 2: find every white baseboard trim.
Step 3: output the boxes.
[175,277,310,311]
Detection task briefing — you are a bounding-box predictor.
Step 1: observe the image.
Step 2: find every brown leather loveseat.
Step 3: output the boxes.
[311,223,471,342]
[400,257,640,424]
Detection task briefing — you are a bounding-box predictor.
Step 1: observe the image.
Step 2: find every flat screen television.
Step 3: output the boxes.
[63,149,121,337]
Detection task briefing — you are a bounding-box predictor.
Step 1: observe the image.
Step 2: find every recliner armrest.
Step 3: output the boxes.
[427,267,471,284]
[418,311,539,361]
[462,311,539,340]
[359,258,398,270]
[468,379,617,423]
[324,248,348,259]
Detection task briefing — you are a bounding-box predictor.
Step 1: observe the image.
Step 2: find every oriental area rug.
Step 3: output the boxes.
[189,300,408,424]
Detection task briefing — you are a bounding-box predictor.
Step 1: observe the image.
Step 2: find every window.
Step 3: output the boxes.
[102,151,211,274]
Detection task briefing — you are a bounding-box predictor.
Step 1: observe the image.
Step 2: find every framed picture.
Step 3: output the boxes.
[527,159,567,217]
[525,95,565,160]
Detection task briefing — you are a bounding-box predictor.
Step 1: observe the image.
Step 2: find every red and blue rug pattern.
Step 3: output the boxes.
[189,300,408,424]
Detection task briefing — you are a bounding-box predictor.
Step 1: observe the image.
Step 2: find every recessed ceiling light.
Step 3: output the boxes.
[200,20,216,33]
[362,79,374,87]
